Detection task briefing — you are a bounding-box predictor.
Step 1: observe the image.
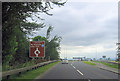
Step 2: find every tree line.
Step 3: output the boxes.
[32,26,62,60]
[2,2,65,71]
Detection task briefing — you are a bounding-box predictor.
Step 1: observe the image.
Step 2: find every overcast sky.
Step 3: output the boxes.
[30,0,118,60]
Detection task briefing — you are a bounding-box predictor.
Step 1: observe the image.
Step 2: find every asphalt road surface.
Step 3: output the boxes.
[37,61,118,79]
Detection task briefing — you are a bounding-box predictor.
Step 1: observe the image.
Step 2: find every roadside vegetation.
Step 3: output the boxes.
[116,61,120,63]
[2,59,47,72]
[2,2,65,71]
[110,61,120,63]
[2,61,60,81]
[83,61,96,66]
[92,61,118,69]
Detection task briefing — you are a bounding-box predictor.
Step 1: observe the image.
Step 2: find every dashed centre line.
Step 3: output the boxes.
[73,66,76,69]
[71,63,84,76]
[77,70,84,75]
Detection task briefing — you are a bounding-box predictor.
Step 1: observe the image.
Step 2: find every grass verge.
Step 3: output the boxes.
[92,61,118,69]
[83,61,96,65]
[2,61,60,81]
[2,60,47,72]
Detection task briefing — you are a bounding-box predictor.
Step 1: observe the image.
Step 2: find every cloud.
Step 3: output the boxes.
[31,2,118,59]
[60,44,116,59]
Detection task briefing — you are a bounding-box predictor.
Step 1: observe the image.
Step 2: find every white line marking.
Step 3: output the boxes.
[71,63,76,69]
[73,66,76,69]
[77,70,83,75]
[88,80,91,81]
[71,64,84,76]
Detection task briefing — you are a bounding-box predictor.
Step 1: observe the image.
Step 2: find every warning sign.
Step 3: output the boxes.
[30,41,45,57]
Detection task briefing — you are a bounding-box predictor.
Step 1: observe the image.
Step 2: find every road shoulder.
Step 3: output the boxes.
[91,61,119,74]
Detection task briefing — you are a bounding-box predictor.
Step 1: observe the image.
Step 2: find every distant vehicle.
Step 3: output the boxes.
[62,59,68,64]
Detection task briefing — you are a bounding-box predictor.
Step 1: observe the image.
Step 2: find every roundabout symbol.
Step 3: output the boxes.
[34,48,40,57]
[30,41,45,57]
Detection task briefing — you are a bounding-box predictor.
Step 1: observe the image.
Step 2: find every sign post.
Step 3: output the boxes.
[30,41,45,58]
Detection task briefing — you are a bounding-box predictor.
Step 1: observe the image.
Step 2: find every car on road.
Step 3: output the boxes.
[62,59,68,64]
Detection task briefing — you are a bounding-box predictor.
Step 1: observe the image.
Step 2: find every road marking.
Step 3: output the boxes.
[77,70,83,75]
[70,63,83,76]
[88,80,91,81]
[71,63,77,69]
[73,66,76,69]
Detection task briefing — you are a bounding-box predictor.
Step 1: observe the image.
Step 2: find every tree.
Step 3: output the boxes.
[46,26,62,60]
[47,35,62,60]
[46,26,53,39]
[32,36,47,41]
[2,1,65,70]
[32,26,62,60]
[12,28,29,64]
[3,2,65,34]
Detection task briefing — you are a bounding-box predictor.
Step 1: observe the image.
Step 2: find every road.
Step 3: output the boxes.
[36,61,118,79]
